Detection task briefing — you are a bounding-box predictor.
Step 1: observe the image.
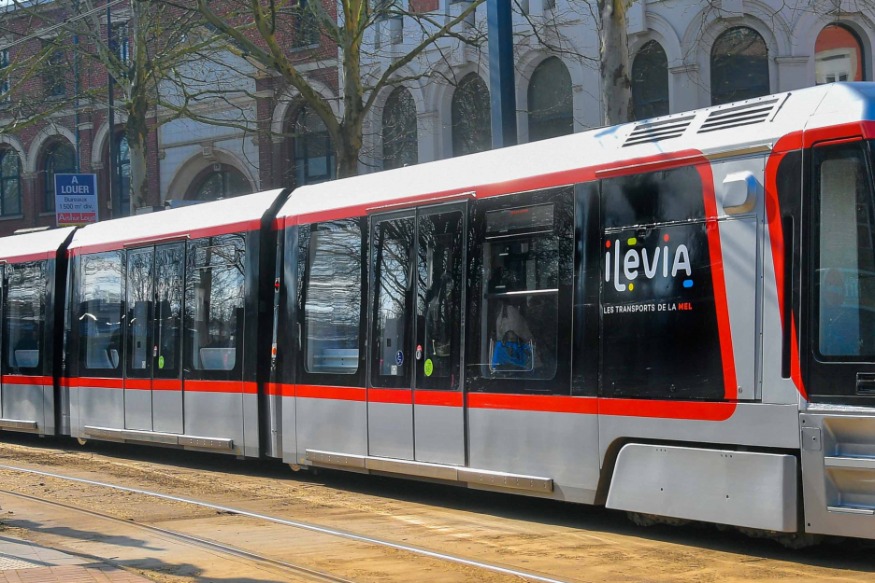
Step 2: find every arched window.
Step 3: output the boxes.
[186,164,250,202]
[292,105,336,186]
[0,149,21,217]
[816,23,865,84]
[43,141,76,212]
[382,87,418,170]
[452,73,491,156]
[527,57,573,142]
[710,26,769,106]
[632,40,669,120]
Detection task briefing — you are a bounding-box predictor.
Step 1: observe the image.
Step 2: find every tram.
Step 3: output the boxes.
[1,82,875,543]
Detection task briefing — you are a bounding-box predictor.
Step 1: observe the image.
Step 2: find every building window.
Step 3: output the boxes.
[816,23,865,84]
[0,149,21,217]
[375,0,403,48]
[527,57,573,142]
[113,22,131,66]
[452,73,491,156]
[710,26,769,106]
[42,41,65,98]
[382,87,418,170]
[293,105,336,186]
[632,40,669,120]
[43,141,76,213]
[0,49,9,101]
[113,133,131,215]
[186,163,250,202]
[293,0,319,48]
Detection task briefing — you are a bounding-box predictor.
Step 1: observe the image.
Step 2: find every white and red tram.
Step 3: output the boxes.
[2,82,875,542]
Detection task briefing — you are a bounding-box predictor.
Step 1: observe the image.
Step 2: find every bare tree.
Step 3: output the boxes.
[183,0,486,179]
[1,0,234,211]
[597,0,633,125]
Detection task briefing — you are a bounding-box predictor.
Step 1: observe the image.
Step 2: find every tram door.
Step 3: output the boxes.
[124,243,184,433]
[369,204,466,465]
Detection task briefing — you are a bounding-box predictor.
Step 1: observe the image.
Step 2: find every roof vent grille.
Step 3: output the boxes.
[624,115,694,147]
[698,97,781,133]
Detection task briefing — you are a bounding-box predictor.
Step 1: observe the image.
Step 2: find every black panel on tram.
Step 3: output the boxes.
[599,166,725,401]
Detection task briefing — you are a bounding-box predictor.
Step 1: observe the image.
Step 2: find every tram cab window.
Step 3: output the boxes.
[79,251,124,374]
[805,141,875,403]
[467,188,573,394]
[814,144,875,359]
[4,261,46,373]
[300,220,362,376]
[185,235,245,374]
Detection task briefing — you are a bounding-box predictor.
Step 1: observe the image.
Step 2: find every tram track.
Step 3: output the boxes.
[0,488,352,583]
[0,463,569,583]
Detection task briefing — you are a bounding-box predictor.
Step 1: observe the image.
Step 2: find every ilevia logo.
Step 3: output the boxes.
[605,234,694,292]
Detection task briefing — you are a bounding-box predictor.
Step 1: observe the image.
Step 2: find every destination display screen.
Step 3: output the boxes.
[486,203,554,237]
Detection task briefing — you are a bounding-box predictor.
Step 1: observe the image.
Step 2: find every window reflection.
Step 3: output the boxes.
[80,251,124,372]
[710,26,769,105]
[303,220,362,374]
[5,262,46,371]
[527,57,573,142]
[816,24,864,84]
[452,73,491,156]
[185,235,245,372]
[382,87,418,170]
[372,217,414,386]
[418,211,463,390]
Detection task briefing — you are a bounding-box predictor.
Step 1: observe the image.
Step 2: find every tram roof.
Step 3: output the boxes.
[277,82,875,222]
[69,189,287,252]
[0,226,75,263]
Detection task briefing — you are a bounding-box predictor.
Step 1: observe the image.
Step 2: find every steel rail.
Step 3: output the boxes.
[0,488,353,583]
[0,463,569,583]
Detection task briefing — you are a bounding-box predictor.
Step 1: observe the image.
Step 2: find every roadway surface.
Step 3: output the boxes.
[0,433,872,583]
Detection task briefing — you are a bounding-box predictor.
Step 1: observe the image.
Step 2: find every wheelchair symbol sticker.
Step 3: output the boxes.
[396,351,404,366]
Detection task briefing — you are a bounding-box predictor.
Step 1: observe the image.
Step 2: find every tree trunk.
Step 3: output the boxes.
[127,127,148,210]
[127,0,149,211]
[598,0,633,126]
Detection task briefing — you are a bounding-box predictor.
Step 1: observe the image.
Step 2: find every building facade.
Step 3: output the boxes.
[0,0,871,237]
[360,0,875,172]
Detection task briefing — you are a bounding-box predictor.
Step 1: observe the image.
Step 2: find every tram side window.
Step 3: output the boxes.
[468,188,574,394]
[4,261,46,372]
[301,220,362,375]
[815,144,875,358]
[79,251,124,374]
[485,207,559,380]
[185,235,245,374]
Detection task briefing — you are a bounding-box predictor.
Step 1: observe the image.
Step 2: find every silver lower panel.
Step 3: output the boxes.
[607,443,798,532]
[306,449,553,493]
[0,418,38,431]
[83,425,233,451]
[0,383,53,435]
